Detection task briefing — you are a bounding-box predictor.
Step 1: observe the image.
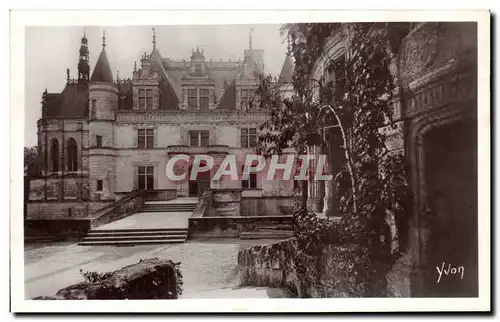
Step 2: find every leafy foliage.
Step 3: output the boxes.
[79,269,112,283]
[258,23,413,263]
[24,146,38,168]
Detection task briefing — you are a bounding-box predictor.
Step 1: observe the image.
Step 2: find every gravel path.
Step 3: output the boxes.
[24,238,289,299]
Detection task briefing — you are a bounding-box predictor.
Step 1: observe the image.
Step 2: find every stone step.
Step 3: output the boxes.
[239,231,294,240]
[91,228,187,233]
[140,205,197,208]
[138,204,197,212]
[88,229,187,236]
[258,228,293,233]
[79,228,188,246]
[82,234,187,242]
[78,239,186,246]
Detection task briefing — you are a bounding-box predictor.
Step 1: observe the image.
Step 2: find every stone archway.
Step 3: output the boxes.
[408,109,478,297]
[422,118,478,297]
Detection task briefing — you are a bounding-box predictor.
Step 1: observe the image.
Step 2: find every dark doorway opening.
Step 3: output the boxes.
[188,163,211,197]
[423,118,478,297]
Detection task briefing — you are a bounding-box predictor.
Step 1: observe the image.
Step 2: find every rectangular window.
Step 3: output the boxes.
[189,130,210,147]
[241,128,258,148]
[189,131,198,147]
[97,180,103,192]
[138,89,146,110]
[146,89,154,110]
[96,135,102,148]
[91,100,97,118]
[194,63,202,75]
[187,89,197,108]
[200,131,209,147]
[138,128,154,148]
[137,166,155,190]
[240,88,255,109]
[199,89,209,109]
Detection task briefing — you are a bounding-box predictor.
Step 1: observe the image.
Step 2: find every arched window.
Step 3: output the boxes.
[67,138,78,172]
[50,139,59,172]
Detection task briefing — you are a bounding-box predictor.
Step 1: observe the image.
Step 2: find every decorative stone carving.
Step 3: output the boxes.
[400,23,439,79]
[404,70,476,116]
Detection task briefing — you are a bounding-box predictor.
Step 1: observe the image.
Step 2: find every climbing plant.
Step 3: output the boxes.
[258,22,413,263]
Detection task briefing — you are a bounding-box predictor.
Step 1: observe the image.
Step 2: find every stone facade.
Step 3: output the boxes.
[26,31,297,220]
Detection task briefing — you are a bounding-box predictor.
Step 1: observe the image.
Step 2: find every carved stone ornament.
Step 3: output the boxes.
[401,23,439,78]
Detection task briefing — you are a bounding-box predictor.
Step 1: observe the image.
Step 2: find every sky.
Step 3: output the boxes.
[24,24,288,146]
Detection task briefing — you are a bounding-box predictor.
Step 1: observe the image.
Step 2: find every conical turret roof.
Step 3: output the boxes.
[91,47,114,83]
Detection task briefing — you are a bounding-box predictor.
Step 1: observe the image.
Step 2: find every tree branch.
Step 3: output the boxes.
[324,104,358,214]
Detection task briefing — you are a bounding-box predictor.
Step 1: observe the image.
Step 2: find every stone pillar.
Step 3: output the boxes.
[307,145,324,213]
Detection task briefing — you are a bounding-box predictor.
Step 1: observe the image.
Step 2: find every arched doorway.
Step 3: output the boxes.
[188,161,211,197]
[423,118,478,297]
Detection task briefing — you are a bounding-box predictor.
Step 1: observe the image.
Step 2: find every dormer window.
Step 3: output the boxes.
[240,88,256,110]
[194,63,202,75]
[137,88,155,111]
[199,89,209,109]
[138,89,146,111]
[186,88,211,110]
[187,89,197,108]
[146,89,153,110]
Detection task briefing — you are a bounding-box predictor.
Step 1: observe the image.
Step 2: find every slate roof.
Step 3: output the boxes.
[43,84,88,119]
[90,48,114,83]
[216,80,236,110]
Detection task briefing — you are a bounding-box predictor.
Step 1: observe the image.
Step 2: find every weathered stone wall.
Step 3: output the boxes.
[33,258,180,300]
[240,197,294,216]
[26,201,108,220]
[238,238,412,297]
[189,216,293,238]
[25,218,92,238]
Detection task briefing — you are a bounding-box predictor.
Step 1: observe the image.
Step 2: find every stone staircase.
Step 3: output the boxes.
[78,228,188,246]
[79,198,198,246]
[138,202,197,213]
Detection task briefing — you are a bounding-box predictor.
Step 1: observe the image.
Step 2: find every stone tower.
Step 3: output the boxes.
[88,31,118,201]
[77,33,90,91]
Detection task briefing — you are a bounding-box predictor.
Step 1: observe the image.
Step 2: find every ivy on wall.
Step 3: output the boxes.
[258,23,413,267]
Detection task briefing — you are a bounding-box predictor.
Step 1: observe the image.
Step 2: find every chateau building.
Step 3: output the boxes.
[26,30,296,219]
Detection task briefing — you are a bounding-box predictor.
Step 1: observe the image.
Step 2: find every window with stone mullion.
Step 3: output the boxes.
[241,128,257,148]
[137,165,155,190]
[187,88,198,108]
[146,89,154,110]
[138,128,154,148]
[199,89,209,109]
[138,89,146,111]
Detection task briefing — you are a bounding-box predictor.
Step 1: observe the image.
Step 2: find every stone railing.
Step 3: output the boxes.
[89,190,147,229]
[166,145,230,156]
[191,190,212,218]
[188,215,293,239]
[240,196,294,217]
